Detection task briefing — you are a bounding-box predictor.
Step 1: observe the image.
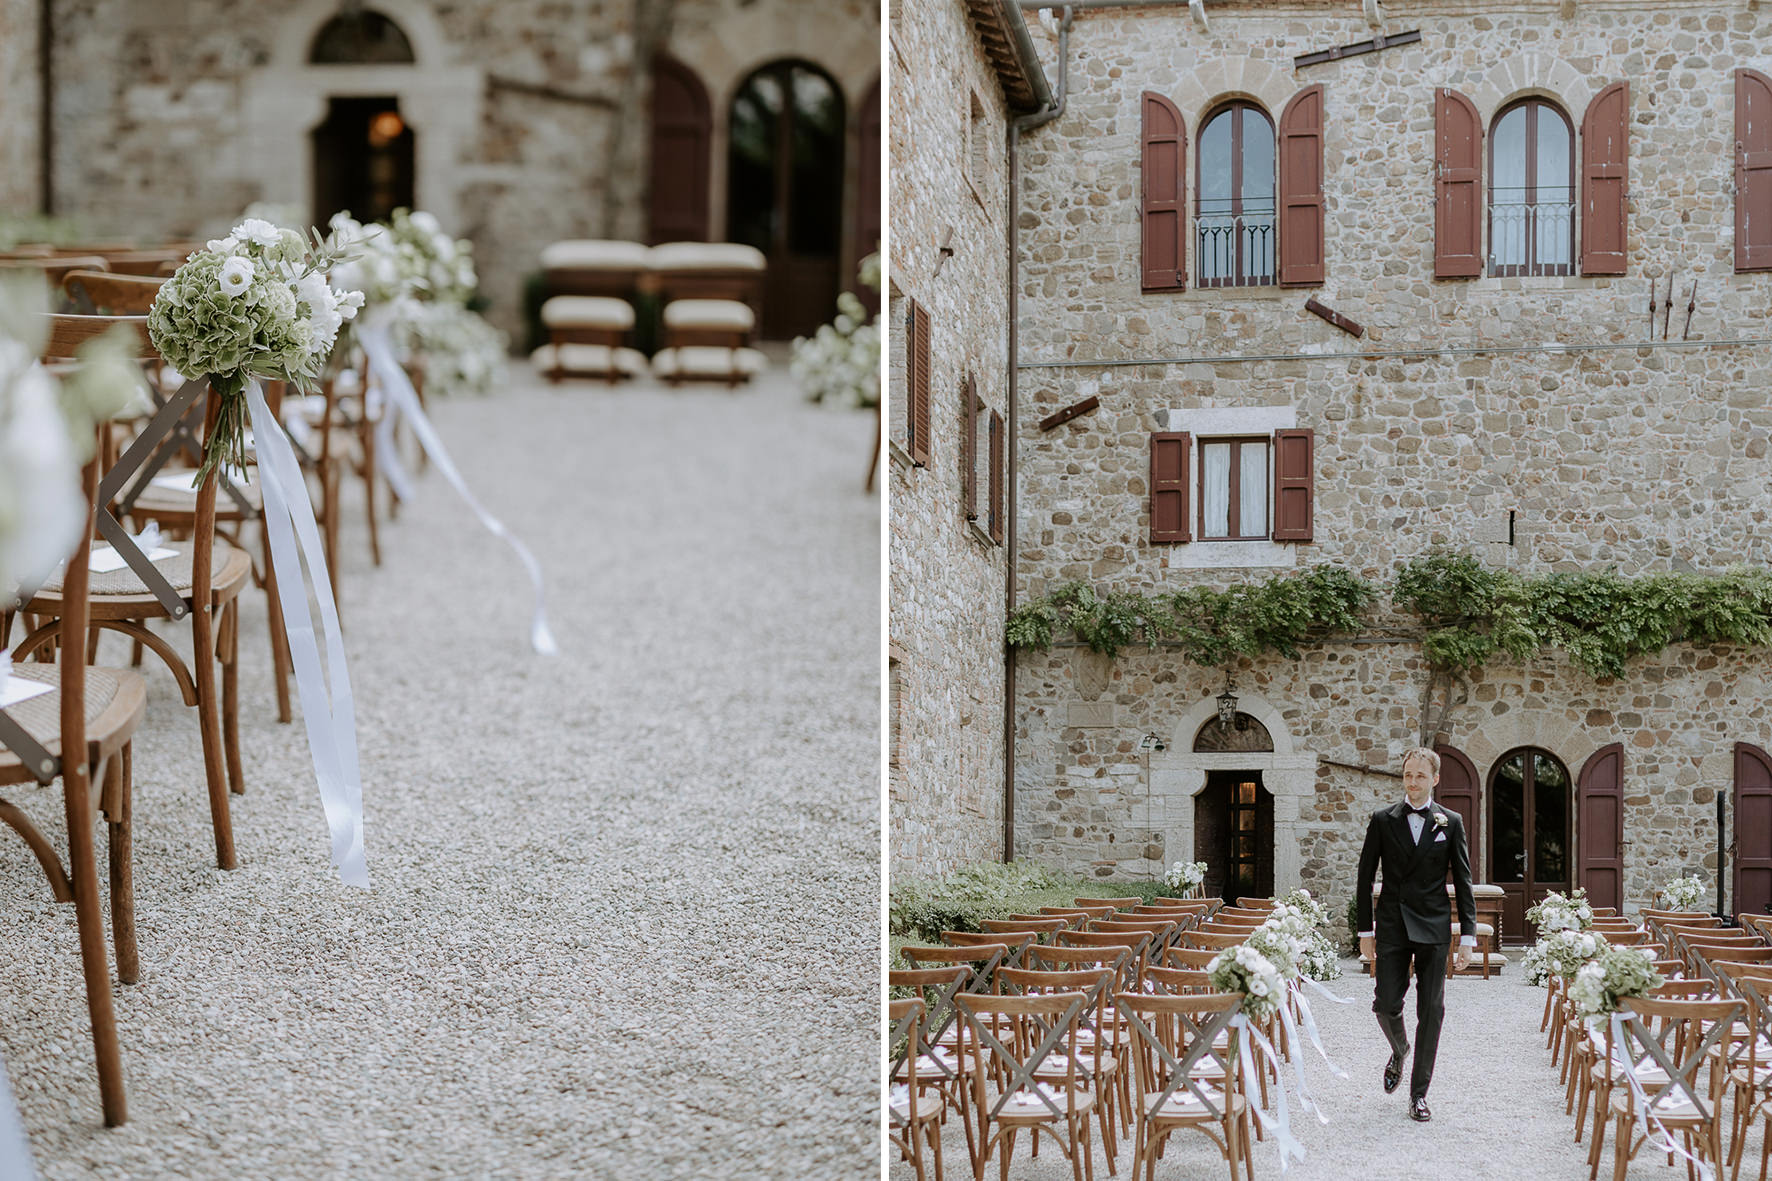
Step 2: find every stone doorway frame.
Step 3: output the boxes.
[243,0,483,232]
[1147,690,1316,894]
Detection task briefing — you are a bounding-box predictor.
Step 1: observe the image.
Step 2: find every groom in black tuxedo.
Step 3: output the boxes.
[1355,746,1476,1122]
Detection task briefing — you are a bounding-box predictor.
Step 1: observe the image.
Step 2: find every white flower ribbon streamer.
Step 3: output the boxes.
[246,380,368,887]
[0,1052,37,1181]
[1232,1012,1307,1172]
[358,322,556,655]
[1293,978,1353,1080]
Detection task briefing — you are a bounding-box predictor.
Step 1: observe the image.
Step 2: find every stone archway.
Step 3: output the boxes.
[242,0,482,231]
[1147,691,1318,894]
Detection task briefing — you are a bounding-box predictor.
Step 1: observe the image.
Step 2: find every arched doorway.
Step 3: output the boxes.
[649,55,712,244]
[308,10,417,226]
[1490,746,1572,940]
[1191,714,1274,903]
[727,59,846,339]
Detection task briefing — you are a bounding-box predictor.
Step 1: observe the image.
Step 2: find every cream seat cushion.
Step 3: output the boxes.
[661,299,755,332]
[648,242,766,271]
[539,240,651,270]
[540,296,636,330]
[650,347,767,380]
[528,343,648,378]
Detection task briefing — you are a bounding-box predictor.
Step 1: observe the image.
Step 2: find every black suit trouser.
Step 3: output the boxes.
[1372,938,1448,1100]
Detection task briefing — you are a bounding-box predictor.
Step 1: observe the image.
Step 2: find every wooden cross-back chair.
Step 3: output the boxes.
[60,270,163,316]
[0,255,112,300]
[1115,990,1253,1181]
[1590,995,1740,1181]
[953,990,1098,1181]
[0,436,147,1128]
[9,314,250,868]
[981,917,1068,941]
[889,966,976,1169]
[888,999,947,1181]
[942,929,1036,971]
[998,965,1126,1168]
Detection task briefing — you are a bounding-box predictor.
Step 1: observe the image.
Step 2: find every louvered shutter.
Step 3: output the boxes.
[1434,88,1483,278]
[987,409,1005,545]
[1278,84,1326,286]
[1149,432,1191,543]
[909,299,931,466]
[1580,82,1629,275]
[961,376,978,520]
[1737,70,1772,272]
[1141,92,1187,292]
[1735,743,1772,919]
[1576,743,1625,913]
[1271,428,1314,542]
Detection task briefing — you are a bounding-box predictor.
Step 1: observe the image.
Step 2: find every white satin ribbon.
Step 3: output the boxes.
[0,1053,37,1181]
[246,381,369,888]
[1233,1012,1307,1172]
[1607,1012,1714,1181]
[358,322,556,655]
[1293,978,1352,1080]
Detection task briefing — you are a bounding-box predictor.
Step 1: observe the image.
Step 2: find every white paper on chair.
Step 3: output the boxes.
[150,466,252,493]
[0,677,52,709]
[88,544,176,573]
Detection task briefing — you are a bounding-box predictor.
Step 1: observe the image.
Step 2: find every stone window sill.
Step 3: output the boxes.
[1167,539,1297,570]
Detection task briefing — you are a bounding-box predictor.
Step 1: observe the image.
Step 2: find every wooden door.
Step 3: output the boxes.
[851,76,880,317]
[727,60,846,339]
[648,55,712,244]
[1576,744,1625,912]
[1196,772,1272,904]
[1489,748,1572,943]
[1736,743,1772,919]
[1434,744,1482,879]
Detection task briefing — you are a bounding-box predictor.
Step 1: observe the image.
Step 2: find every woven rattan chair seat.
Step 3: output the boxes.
[130,472,262,519]
[0,663,147,786]
[25,537,251,610]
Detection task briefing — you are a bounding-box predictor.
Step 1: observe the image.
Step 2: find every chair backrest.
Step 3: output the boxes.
[1591,907,1620,917]
[61,270,164,316]
[1114,991,1244,1122]
[1166,947,1219,970]
[1181,930,1248,950]
[942,930,1035,968]
[1042,905,1114,923]
[1056,930,1152,987]
[1075,896,1140,909]
[1,254,111,293]
[1612,995,1743,1120]
[1145,965,1216,995]
[1092,918,1176,940]
[1024,943,1132,978]
[40,313,154,362]
[1650,978,1716,999]
[1206,914,1267,930]
[1233,898,1277,910]
[1650,958,1686,978]
[1739,914,1772,940]
[898,944,1006,998]
[1007,911,1084,930]
[983,917,1068,939]
[888,999,924,1111]
[953,991,1089,1121]
[888,966,972,1074]
[1153,897,1219,912]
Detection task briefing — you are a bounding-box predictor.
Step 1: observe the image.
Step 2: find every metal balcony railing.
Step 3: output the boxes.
[1489,195,1575,276]
[1197,207,1276,288]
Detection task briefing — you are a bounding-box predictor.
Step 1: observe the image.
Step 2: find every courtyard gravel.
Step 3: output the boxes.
[0,361,880,1178]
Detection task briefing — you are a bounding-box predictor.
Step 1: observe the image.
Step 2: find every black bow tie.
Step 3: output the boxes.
[1410,806,1433,817]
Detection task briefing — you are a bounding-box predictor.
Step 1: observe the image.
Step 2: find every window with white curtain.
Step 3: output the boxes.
[1199,437,1270,540]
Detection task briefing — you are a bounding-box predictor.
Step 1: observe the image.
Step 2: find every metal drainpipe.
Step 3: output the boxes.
[38,0,53,215]
[1003,6,1072,863]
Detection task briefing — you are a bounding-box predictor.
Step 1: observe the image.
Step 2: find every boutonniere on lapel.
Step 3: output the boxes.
[1431,810,1449,830]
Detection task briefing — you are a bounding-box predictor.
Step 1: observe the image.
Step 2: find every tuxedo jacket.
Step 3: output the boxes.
[1355,799,1477,946]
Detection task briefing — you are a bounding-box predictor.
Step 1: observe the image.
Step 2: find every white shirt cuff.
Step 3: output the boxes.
[1460,935,1477,948]
[1358,930,1374,938]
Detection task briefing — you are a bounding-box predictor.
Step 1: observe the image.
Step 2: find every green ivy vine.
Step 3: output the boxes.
[1007,552,1772,680]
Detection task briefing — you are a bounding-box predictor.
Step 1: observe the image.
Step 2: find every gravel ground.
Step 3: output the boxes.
[892,958,1759,1179]
[1,361,880,1178]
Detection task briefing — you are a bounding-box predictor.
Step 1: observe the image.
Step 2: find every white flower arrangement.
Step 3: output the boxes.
[1244,921,1304,981]
[1568,946,1662,1018]
[791,252,880,409]
[1526,888,1594,934]
[401,301,507,398]
[1208,944,1285,1021]
[1521,927,1609,987]
[1164,860,1208,893]
[148,220,363,479]
[1267,892,1343,981]
[382,208,476,305]
[1660,875,1706,911]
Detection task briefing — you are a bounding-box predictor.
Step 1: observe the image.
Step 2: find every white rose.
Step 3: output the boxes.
[232,218,283,248]
[410,210,441,235]
[218,256,254,297]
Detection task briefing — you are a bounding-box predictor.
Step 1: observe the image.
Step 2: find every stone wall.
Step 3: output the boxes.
[886,0,1021,881]
[37,0,876,338]
[1006,1,1772,911]
[0,0,39,217]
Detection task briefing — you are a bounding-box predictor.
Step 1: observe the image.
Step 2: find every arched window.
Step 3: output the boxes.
[1489,99,1575,276]
[1196,101,1275,288]
[309,10,415,64]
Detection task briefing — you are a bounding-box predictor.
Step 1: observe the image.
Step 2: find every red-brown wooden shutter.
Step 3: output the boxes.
[1149,432,1190,543]
[909,299,931,466]
[853,77,882,316]
[1735,743,1772,919]
[1579,82,1629,275]
[1434,744,1483,882]
[1141,92,1187,292]
[1576,743,1625,913]
[987,409,1004,545]
[1434,88,1483,278]
[647,55,712,244]
[1278,84,1326,286]
[961,375,978,520]
[1270,428,1314,542]
[1737,69,1772,272]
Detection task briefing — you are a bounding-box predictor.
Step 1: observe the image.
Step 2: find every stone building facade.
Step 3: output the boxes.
[893,0,1772,930]
[3,0,879,339]
[887,0,1047,879]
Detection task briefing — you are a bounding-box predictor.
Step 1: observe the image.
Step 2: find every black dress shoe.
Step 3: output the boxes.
[1383,1046,1408,1093]
[1410,1096,1432,1122]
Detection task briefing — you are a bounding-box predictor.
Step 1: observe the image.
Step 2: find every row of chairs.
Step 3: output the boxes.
[2,292,426,1127]
[1536,907,1772,1181]
[891,893,1317,1181]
